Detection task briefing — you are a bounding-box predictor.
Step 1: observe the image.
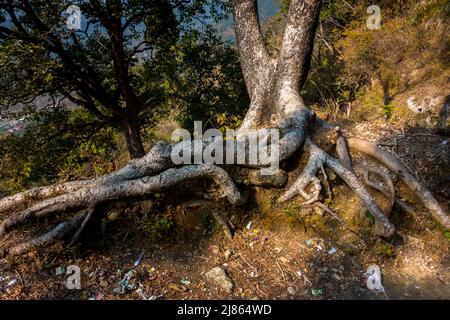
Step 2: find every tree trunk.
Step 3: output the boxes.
[1,0,448,257]
[121,113,145,159]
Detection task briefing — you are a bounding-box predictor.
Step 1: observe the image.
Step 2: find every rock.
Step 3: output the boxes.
[248,169,288,188]
[205,267,234,293]
[224,250,232,260]
[107,209,122,221]
[99,279,109,287]
[332,273,341,281]
[287,287,297,295]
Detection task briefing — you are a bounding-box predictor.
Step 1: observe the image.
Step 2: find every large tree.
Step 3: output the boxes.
[0,0,220,158]
[0,0,448,256]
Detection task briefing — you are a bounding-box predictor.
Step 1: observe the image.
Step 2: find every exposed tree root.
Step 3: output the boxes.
[6,211,88,257]
[68,207,95,246]
[211,211,234,241]
[347,138,450,230]
[278,139,395,237]
[0,165,243,237]
[0,180,94,215]
[363,168,396,216]
[336,136,353,171]
[1,0,447,258]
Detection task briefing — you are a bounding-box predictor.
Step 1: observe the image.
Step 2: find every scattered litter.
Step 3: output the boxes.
[133,249,146,267]
[295,271,312,285]
[246,221,252,229]
[88,292,105,300]
[180,278,191,286]
[306,239,312,246]
[55,266,65,276]
[113,270,137,294]
[316,245,323,252]
[135,283,148,300]
[311,288,324,296]
[328,247,337,255]
[366,265,388,299]
[7,279,17,287]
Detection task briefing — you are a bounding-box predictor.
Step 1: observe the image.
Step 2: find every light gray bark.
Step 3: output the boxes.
[1,0,447,256]
[348,138,450,230]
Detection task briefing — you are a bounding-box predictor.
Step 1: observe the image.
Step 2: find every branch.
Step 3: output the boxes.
[276,0,322,96]
[347,138,450,230]
[232,0,273,97]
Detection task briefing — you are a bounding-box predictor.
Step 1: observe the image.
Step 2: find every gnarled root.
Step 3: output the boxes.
[211,211,234,241]
[0,165,243,241]
[0,141,174,216]
[348,138,450,230]
[363,168,396,216]
[6,210,89,257]
[279,139,395,237]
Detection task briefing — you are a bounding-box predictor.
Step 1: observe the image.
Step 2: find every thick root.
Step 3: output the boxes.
[348,138,450,230]
[279,139,395,237]
[0,180,94,215]
[7,211,88,257]
[0,165,243,236]
[363,168,396,216]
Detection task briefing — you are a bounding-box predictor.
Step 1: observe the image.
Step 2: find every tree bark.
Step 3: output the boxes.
[1,0,448,256]
[121,112,146,159]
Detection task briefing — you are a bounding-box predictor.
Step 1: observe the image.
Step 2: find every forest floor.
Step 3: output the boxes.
[0,120,449,300]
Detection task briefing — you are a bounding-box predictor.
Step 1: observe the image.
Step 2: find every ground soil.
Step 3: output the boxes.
[0,120,449,300]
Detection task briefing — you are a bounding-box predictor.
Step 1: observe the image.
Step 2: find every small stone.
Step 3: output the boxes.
[99,279,109,287]
[224,250,232,260]
[205,267,234,293]
[332,273,341,281]
[107,209,122,221]
[287,287,297,295]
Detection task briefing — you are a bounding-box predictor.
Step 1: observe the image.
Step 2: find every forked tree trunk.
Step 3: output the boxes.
[0,0,448,257]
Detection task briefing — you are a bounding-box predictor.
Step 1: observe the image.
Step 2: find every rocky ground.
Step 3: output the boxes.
[0,121,449,300]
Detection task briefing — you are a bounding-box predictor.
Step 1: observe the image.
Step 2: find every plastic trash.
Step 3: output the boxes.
[311,288,323,296]
[328,247,337,255]
[88,292,105,300]
[366,265,388,298]
[55,266,65,276]
[133,249,146,267]
[113,270,137,294]
[7,279,17,287]
[246,221,252,229]
[180,278,191,286]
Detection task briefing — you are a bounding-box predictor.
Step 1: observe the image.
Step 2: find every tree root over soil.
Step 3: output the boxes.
[0,0,448,257]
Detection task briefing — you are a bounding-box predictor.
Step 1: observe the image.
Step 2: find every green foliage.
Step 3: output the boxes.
[0,108,118,196]
[375,242,395,258]
[139,214,174,240]
[283,203,303,218]
[146,27,249,133]
[382,103,395,118]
